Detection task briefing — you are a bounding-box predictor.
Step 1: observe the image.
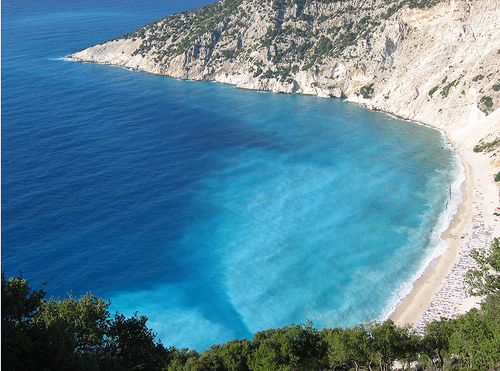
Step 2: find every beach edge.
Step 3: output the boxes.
[389,110,500,329]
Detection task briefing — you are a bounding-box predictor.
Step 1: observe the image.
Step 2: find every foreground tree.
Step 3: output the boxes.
[211,339,252,371]
[1,270,168,370]
[367,320,419,371]
[446,292,500,369]
[166,348,200,371]
[34,292,110,356]
[4,237,500,370]
[321,325,371,370]
[466,237,500,296]
[105,312,170,370]
[247,321,326,370]
[421,318,453,370]
[1,270,46,322]
[1,270,83,370]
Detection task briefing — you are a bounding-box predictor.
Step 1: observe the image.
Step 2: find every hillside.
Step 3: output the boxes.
[69,0,500,164]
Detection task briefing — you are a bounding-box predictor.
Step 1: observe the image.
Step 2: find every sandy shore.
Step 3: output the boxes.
[389,110,500,331]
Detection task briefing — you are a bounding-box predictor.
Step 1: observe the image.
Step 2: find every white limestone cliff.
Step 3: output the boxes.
[70,0,500,169]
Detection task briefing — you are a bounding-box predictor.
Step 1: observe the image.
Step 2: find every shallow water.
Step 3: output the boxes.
[2,0,463,350]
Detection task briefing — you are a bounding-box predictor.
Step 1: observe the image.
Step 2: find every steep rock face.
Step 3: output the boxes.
[70,0,500,153]
[347,0,500,134]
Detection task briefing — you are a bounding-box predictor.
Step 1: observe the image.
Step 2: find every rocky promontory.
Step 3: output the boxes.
[70,0,500,168]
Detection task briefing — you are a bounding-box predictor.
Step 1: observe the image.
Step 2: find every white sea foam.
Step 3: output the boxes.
[50,56,74,62]
[380,136,465,321]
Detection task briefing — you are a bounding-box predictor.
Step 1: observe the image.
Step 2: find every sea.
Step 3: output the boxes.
[1,0,464,350]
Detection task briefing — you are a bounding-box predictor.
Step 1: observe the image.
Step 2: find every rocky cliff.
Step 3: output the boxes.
[70,0,500,165]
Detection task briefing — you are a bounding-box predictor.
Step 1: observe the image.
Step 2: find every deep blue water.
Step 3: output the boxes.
[2,0,463,350]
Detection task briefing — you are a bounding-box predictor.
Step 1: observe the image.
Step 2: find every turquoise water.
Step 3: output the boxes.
[2,0,463,350]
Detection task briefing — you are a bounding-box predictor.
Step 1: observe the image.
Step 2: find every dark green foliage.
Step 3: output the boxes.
[493,83,500,92]
[495,172,500,182]
[1,270,168,371]
[184,351,226,370]
[421,319,453,369]
[106,313,170,370]
[428,85,439,97]
[473,138,500,153]
[166,348,200,370]
[480,95,494,113]
[482,96,494,107]
[253,67,263,77]
[298,13,314,22]
[295,41,313,60]
[367,321,418,370]
[4,245,500,371]
[301,60,316,71]
[381,5,401,20]
[1,271,46,322]
[473,74,485,82]
[466,237,500,295]
[314,35,333,56]
[359,83,374,99]
[34,293,110,354]
[1,271,74,371]
[1,272,81,370]
[408,0,447,9]
[418,292,500,370]
[212,339,252,371]
[440,78,460,98]
[322,326,371,370]
[247,321,327,370]
[221,48,236,60]
[447,300,500,369]
[261,69,275,79]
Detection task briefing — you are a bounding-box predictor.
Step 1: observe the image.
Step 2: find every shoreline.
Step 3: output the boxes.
[66,54,500,330]
[389,116,500,330]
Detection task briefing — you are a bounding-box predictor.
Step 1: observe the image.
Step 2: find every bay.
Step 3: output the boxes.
[1,0,463,350]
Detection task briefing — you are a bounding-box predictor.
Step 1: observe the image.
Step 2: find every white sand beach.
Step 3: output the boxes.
[390,109,500,330]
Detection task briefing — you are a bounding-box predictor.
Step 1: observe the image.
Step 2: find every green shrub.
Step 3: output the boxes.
[359,83,374,99]
[301,60,316,71]
[473,74,485,82]
[481,96,494,108]
[441,78,460,98]
[314,36,333,56]
[253,67,263,78]
[409,0,447,9]
[429,85,439,97]
[473,139,499,152]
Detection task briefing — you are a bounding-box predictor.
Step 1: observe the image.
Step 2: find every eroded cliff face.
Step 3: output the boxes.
[347,0,500,133]
[70,0,500,155]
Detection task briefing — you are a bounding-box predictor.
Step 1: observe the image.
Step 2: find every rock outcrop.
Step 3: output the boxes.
[70,0,500,167]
